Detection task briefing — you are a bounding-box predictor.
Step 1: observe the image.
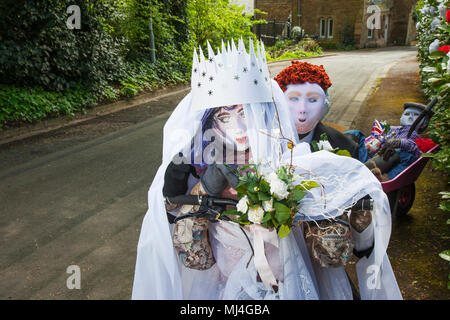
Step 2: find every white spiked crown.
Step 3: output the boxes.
[190,38,273,111]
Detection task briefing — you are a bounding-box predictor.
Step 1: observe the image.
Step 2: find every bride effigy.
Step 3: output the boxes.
[131,38,402,300]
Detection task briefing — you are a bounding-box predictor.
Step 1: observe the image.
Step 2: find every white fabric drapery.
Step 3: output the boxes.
[131,80,402,300]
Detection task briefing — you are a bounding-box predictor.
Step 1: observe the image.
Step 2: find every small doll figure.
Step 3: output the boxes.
[364,102,425,182]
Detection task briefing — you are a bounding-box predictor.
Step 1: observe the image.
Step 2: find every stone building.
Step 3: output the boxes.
[249,0,418,48]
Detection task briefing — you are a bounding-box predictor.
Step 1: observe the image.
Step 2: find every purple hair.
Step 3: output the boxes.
[190,105,241,168]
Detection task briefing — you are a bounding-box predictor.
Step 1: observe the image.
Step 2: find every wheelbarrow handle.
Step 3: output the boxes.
[407,96,438,138]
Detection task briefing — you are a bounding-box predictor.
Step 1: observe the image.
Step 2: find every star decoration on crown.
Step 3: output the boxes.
[190,38,272,111]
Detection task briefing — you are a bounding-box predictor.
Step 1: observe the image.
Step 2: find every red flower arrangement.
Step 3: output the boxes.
[274,61,332,92]
[438,45,450,53]
[447,9,450,23]
[414,138,437,153]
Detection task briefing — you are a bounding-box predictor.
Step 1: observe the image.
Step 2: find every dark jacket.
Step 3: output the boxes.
[310,122,359,159]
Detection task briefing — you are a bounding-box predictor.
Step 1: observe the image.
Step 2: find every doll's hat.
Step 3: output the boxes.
[403,102,426,112]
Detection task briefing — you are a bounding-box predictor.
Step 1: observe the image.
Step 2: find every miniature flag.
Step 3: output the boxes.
[371,120,385,138]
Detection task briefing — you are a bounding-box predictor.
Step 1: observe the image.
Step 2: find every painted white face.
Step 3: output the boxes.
[400,107,422,126]
[285,82,326,134]
[212,104,249,152]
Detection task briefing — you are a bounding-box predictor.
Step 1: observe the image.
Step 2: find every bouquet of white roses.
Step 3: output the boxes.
[222,163,320,238]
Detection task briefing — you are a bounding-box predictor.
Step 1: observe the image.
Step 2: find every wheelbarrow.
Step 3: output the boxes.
[381,143,439,217]
[340,97,439,217]
[353,97,439,217]
[380,97,439,217]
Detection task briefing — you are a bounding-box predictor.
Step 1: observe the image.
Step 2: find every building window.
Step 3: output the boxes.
[320,18,326,38]
[327,19,334,38]
[368,28,373,39]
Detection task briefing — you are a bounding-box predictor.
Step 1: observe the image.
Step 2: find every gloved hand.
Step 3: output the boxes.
[384,138,401,149]
[350,210,374,254]
[378,145,396,161]
[200,163,239,197]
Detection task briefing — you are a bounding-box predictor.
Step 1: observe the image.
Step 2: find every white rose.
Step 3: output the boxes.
[270,177,289,200]
[236,195,249,214]
[248,205,265,224]
[318,139,333,151]
[429,39,440,53]
[264,172,278,184]
[262,198,274,212]
[416,22,421,30]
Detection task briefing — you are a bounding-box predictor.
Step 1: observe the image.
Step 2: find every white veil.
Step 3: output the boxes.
[132,34,401,299]
[132,80,300,299]
[279,148,402,299]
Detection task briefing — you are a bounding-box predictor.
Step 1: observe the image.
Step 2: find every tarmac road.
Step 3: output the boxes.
[0,47,418,299]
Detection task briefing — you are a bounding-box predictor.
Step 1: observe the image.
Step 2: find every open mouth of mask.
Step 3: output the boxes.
[285,82,327,134]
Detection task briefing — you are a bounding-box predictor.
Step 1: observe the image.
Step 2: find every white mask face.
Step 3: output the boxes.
[400,107,422,126]
[284,82,326,134]
[212,104,249,152]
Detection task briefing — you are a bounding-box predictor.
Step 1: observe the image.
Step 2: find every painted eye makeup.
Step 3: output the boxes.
[215,111,231,123]
[216,116,231,123]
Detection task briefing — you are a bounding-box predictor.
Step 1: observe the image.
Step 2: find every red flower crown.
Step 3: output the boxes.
[274,61,332,92]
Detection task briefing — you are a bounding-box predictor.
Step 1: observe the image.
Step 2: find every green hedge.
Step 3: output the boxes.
[0,0,265,129]
[415,0,450,173]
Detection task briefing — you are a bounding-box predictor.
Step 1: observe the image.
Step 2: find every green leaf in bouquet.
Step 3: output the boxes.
[335,149,352,157]
[237,164,256,172]
[262,212,272,223]
[298,180,320,190]
[292,188,307,202]
[222,208,238,216]
[276,166,290,184]
[246,191,259,202]
[319,133,329,141]
[271,217,278,228]
[278,224,291,239]
[235,181,248,195]
[311,140,319,152]
[238,213,250,225]
[258,191,271,201]
[260,179,270,193]
[274,202,291,224]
